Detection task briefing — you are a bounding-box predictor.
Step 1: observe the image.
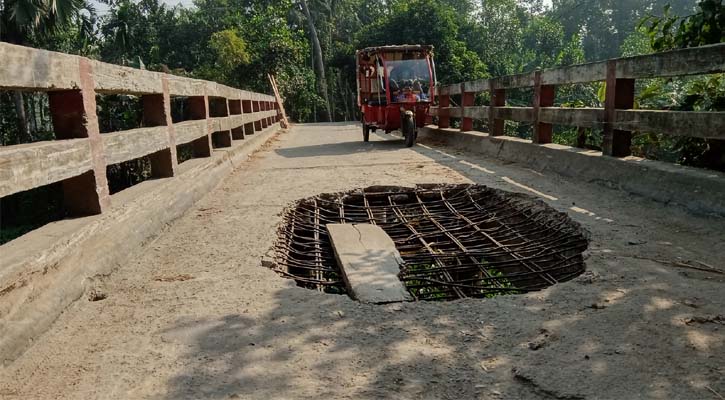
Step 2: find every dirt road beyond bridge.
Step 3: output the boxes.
[2,123,723,399]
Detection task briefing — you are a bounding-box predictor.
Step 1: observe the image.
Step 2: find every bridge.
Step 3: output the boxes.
[0,42,724,399]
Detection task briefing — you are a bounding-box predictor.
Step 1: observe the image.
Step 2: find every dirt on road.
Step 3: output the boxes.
[1,123,723,399]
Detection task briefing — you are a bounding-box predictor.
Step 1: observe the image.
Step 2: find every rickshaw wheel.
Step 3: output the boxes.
[362,123,370,142]
[402,115,416,147]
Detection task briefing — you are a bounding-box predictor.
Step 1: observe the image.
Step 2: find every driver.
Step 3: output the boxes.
[414,81,427,100]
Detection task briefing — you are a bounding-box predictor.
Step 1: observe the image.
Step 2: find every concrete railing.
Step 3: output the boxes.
[0,42,286,363]
[431,43,725,157]
[0,42,281,216]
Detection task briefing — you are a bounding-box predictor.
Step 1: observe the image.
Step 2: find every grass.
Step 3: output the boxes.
[403,258,522,300]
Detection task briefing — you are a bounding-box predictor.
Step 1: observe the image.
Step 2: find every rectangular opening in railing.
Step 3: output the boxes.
[1,181,64,245]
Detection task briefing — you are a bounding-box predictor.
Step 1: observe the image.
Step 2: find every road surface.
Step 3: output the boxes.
[2,123,723,399]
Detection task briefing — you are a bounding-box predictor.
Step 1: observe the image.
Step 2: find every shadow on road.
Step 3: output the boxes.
[275,131,405,158]
[161,254,724,400]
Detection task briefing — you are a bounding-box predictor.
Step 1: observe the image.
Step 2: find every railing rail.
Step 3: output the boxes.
[0,42,282,215]
[431,43,725,157]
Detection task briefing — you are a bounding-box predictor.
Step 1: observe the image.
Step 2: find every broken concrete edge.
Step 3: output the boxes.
[417,126,725,218]
[0,123,283,365]
[326,224,413,304]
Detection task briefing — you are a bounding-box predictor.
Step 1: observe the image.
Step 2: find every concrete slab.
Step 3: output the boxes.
[327,223,412,303]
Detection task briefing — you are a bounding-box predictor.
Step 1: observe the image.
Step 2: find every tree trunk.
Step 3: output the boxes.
[339,71,351,121]
[300,0,331,122]
[13,91,30,143]
[28,93,38,134]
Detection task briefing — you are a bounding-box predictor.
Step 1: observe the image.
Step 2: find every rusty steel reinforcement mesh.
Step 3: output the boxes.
[272,184,589,301]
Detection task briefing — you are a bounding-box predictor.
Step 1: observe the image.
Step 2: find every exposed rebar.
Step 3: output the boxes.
[272,184,589,301]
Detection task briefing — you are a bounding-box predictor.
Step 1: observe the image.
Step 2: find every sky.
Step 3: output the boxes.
[93,0,553,16]
[93,0,195,16]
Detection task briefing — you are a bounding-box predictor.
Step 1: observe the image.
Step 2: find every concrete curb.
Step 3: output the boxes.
[418,126,725,217]
[0,123,283,365]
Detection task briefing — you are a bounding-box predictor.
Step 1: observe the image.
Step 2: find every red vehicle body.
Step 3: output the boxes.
[356,45,436,147]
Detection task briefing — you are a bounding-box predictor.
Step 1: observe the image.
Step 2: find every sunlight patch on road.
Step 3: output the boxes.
[417,143,458,159]
[501,177,558,201]
[459,160,496,174]
[570,206,614,223]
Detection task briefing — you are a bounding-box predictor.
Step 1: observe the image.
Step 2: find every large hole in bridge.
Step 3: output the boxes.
[270,184,589,301]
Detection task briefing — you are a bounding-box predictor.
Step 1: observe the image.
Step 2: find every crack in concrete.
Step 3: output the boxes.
[512,368,585,400]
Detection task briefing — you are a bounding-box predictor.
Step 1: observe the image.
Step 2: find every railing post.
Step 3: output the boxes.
[489,81,506,136]
[47,58,110,215]
[460,83,474,132]
[262,101,270,128]
[268,100,274,126]
[603,60,635,157]
[242,94,255,135]
[228,97,244,140]
[188,93,212,157]
[533,70,554,144]
[439,92,450,129]
[253,97,262,132]
[141,76,177,177]
[211,97,232,148]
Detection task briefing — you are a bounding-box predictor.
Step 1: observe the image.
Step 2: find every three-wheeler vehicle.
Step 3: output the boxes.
[356,45,436,147]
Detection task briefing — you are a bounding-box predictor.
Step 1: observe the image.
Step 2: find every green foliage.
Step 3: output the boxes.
[482,265,520,298]
[550,0,695,60]
[620,27,653,57]
[0,0,88,43]
[200,29,251,78]
[404,260,520,300]
[631,74,725,169]
[633,1,725,171]
[640,0,724,51]
[98,0,177,66]
[357,0,488,84]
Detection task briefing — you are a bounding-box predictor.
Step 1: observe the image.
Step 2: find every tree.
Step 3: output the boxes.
[550,0,696,60]
[299,0,331,121]
[357,0,487,85]
[640,0,724,51]
[99,0,178,66]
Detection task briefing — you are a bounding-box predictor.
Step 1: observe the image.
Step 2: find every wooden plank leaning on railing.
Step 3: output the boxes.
[0,42,283,216]
[431,43,725,157]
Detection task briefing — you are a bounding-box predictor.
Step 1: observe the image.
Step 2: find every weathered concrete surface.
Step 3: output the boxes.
[0,123,723,400]
[418,126,725,217]
[327,224,412,304]
[0,123,282,364]
[0,138,92,197]
[0,42,81,91]
[0,42,277,101]
[174,119,209,145]
[102,126,170,165]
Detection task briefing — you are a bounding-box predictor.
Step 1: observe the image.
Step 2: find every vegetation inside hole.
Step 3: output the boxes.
[403,260,521,300]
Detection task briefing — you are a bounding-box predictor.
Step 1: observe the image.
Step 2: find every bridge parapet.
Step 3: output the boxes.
[0,42,281,216]
[432,43,725,157]
[0,42,286,363]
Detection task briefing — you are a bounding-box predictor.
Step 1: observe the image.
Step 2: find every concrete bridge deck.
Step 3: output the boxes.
[1,123,723,399]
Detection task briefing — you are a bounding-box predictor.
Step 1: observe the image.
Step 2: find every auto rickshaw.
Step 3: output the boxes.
[356,45,436,147]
